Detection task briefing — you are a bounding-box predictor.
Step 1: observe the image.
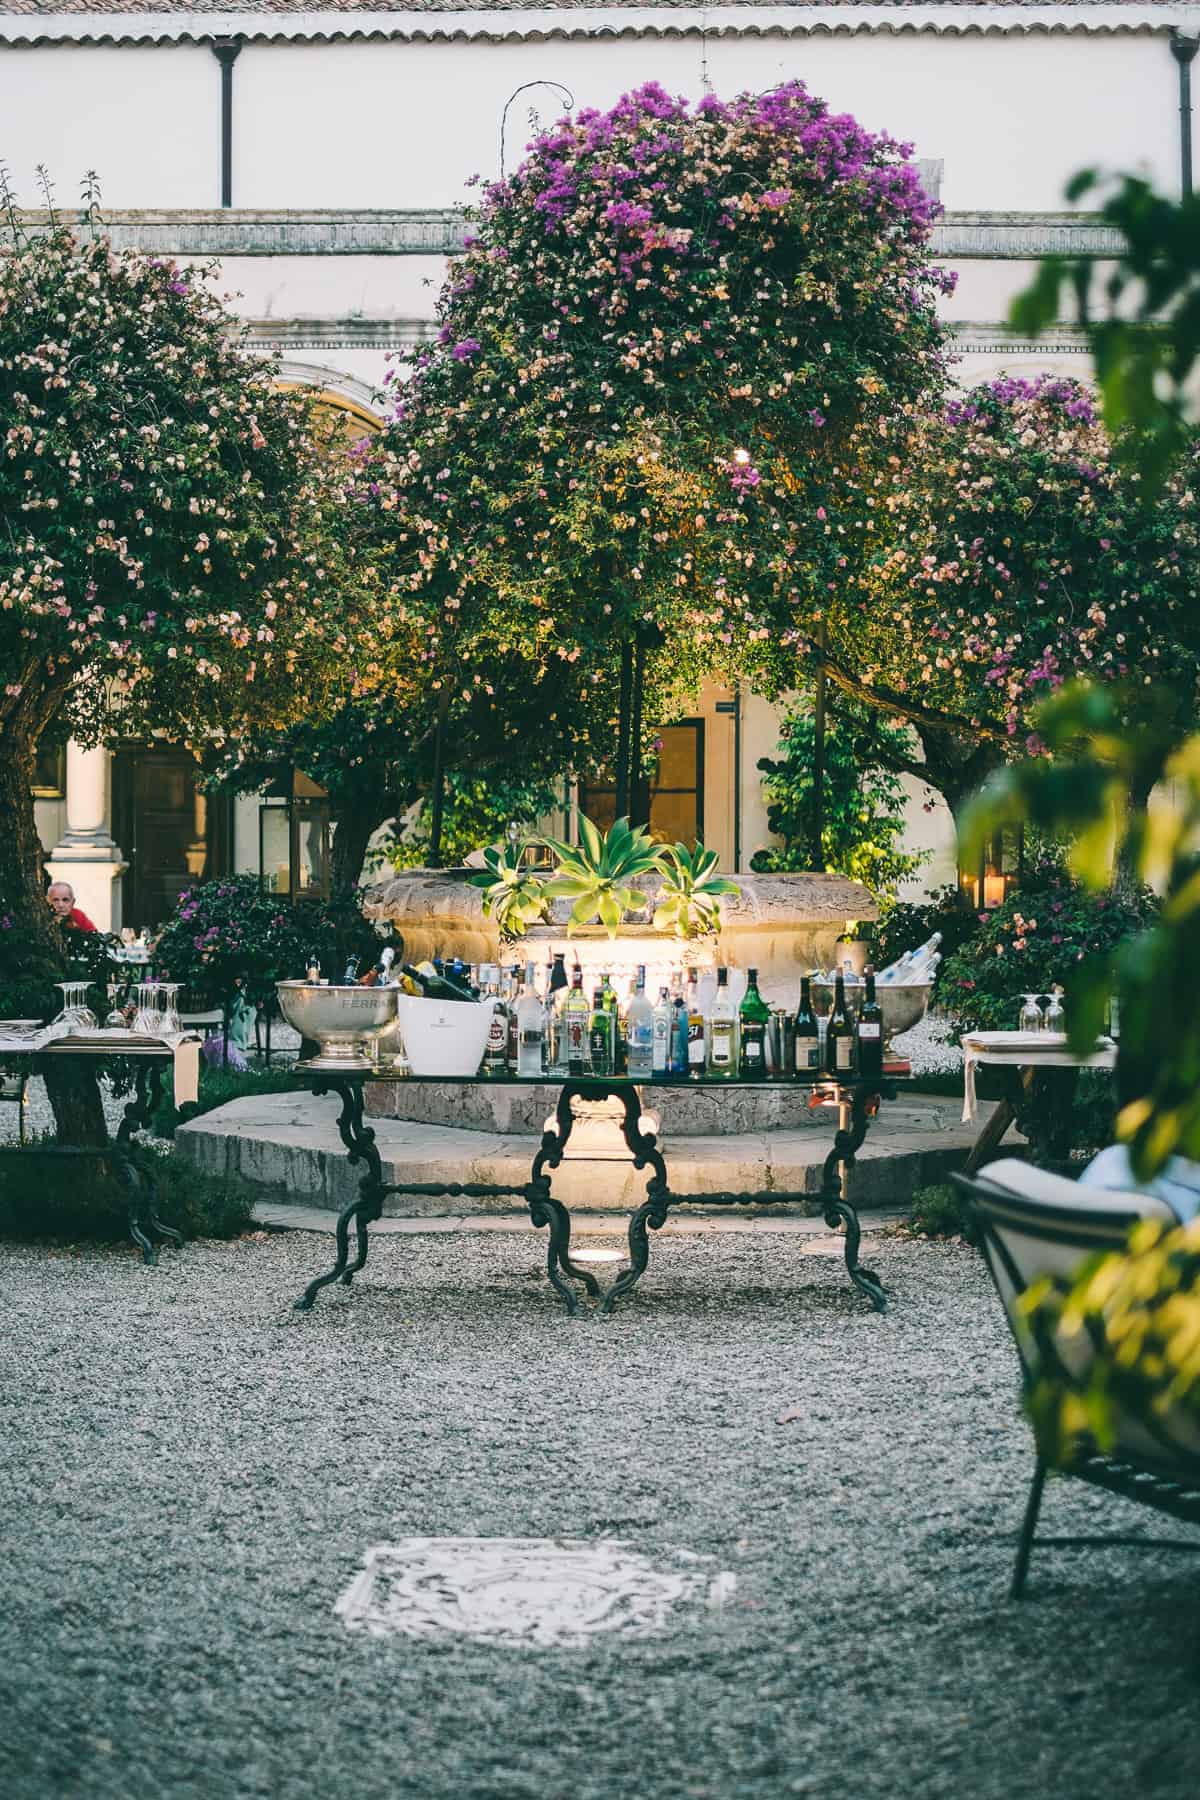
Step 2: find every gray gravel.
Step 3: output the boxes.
[1,1226,1196,1800]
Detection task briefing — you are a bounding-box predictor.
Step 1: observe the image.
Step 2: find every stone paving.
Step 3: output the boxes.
[2,1225,1196,1800]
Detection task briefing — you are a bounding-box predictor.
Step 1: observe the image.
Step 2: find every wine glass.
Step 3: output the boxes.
[132,982,163,1037]
[48,981,98,1036]
[1044,987,1065,1034]
[1019,993,1043,1034]
[157,983,183,1037]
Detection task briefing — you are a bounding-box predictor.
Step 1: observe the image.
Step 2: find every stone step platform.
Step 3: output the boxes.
[176,1091,991,1217]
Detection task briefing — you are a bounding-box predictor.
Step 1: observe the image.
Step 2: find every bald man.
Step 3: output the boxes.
[47,882,97,934]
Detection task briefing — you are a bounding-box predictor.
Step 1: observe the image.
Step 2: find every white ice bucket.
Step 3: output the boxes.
[395,993,493,1078]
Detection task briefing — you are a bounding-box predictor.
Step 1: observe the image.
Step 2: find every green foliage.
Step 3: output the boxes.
[652,843,740,940]
[0,1140,255,1243]
[153,875,384,1005]
[751,700,928,901]
[866,884,977,982]
[387,769,559,874]
[543,816,664,936]
[149,1063,299,1140]
[1021,1215,1200,1466]
[1011,172,1200,492]
[937,857,1155,1037]
[908,1182,966,1239]
[466,840,550,941]
[963,681,1200,1180]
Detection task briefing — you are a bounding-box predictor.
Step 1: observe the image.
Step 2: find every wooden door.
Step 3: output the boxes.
[112,747,232,930]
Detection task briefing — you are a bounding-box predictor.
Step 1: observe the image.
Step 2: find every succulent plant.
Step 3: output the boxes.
[652,842,741,939]
[542,816,663,937]
[467,841,549,940]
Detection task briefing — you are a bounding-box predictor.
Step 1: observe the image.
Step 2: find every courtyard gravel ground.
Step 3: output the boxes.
[2,1225,1197,1800]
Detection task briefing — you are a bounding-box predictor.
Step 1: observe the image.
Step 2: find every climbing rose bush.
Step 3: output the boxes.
[366,80,950,754]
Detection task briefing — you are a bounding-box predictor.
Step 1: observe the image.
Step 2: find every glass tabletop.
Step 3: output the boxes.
[289,1068,904,1091]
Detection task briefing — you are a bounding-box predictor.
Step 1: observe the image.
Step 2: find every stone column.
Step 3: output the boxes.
[44,742,128,933]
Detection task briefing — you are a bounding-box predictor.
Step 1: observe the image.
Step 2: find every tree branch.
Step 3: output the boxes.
[807,641,1011,747]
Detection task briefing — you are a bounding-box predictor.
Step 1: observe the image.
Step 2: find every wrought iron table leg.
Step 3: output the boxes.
[819,1090,887,1313]
[294,1191,360,1311]
[294,1076,386,1308]
[527,1182,583,1315]
[603,1178,671,1314]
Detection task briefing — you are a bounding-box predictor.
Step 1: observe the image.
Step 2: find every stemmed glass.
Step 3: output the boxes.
[157,983,183,1038]
[47,981,99,1038]
[132,982,164,1037]
[1019,993,1043,1034]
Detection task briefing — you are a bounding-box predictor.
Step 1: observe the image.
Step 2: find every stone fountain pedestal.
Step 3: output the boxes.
[361,871,876,1136]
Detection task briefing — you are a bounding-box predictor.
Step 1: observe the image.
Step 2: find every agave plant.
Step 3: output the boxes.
[467,840,549,940]
[653,842,741,939]
[542,816,663,937]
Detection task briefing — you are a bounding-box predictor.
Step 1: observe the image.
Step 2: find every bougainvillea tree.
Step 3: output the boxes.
[806,375,1200,819]
[0,206,376,1134]
[366,80,950,810]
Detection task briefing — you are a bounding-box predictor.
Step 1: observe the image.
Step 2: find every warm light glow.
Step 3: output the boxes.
[732,447,752,465]
[983,873,1007,909]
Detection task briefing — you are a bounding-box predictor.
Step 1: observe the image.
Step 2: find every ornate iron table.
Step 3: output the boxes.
[290,1070,899,1317]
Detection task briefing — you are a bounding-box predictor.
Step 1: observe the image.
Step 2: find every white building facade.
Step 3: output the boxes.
[3,0,1194,926]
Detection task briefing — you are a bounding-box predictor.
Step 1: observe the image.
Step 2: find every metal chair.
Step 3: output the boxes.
[956,1158,1200,1598]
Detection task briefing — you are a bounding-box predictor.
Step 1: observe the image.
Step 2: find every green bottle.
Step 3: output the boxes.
[738,966,770,1078]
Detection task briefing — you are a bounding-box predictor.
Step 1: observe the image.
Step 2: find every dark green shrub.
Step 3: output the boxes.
[908,1182,966,1238]
[0,1140,255,1243]
[937,860,1156,1036]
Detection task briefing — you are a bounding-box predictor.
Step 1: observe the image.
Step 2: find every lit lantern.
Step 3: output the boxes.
[259,768,332,903]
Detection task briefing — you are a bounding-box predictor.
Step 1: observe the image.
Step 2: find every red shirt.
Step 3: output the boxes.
[66,907,97,933]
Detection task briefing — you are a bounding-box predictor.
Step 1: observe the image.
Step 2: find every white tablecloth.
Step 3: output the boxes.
[0,1026,201,1108]
[961,1030,1117,1124]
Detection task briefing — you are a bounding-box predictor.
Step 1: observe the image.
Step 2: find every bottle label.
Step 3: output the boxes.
[741,1025,764,1064]
[834,1035,854,1072]
[795,1039,820,1073]
[688,1023,706,1067]
[858,1023,881,1040]
[711,1024,733,1067]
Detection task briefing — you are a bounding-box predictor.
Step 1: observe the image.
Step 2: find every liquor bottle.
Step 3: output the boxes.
[305,955,321,985]
[793,973,820,1077]
[481,967,510,1078]
[706,967,738,1078]
[401,962,475,1003]
[652,986,673,1078]
[625,965,655,1079]
[856,967,883,1082]
[589,989,614,1077]
[516,962,545,1078]
[738,966,770,1078]
[670,991,688,1075]
[342,954,360,984]
[685,969,707,1077]
[505,965,522,1071]
[549,952,569,997]
[825,969,855,1078]
[562,967,592,1076]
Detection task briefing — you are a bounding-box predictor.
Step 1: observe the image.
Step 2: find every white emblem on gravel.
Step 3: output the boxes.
[334,1537,735,1647]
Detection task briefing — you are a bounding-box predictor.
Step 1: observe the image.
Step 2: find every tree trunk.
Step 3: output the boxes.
[331,798,391,892]
[0,716,109,1146]
[915,730,1006,836]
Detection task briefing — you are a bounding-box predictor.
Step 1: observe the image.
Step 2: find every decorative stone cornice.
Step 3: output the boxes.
[245,316,1091,354]
[11,206,1124,259]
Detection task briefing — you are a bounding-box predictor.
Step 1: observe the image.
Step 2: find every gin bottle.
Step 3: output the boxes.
[652,986,673,1079]
[516,962,545,1079]
[706,966,739,1079]
[625,965,655,1079]
[738,966,770,1078]
[562,966,591,1076]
